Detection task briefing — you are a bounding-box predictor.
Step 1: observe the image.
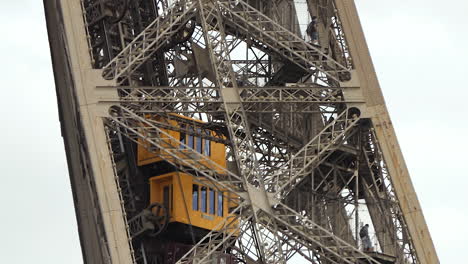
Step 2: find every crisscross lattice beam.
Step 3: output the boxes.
[216,0,350,83]
[102,0,197,82]
[266,108,360,198]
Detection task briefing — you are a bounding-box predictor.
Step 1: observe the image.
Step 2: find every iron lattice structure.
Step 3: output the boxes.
[43,0,439,263]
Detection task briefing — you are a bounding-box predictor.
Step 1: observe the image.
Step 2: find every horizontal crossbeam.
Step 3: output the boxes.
[97,85,361,105]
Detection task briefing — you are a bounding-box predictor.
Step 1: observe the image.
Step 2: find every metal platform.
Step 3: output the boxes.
[358,252,396,264]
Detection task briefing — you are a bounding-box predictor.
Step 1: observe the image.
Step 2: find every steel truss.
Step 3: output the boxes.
[75,0,423,263]
[102,0,198,82]
[99,85,361,109]
[362,126,418,263]
[106,104,381,264]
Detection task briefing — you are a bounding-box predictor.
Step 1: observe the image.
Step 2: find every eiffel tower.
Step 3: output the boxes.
[43,0,439,263]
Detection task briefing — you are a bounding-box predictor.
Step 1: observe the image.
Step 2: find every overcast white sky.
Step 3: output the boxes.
[0,0,466,263]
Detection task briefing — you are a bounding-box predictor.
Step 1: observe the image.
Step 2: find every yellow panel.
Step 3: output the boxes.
[137,115,227,172]
[149,174,173,202]
[209,134,227,170]
[137,119,181,166]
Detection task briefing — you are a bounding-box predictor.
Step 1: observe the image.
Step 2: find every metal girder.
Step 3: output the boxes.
[100,0,351,85]
[266,108,360,197]
[97,86,360,115]
[196,0,288,261]
[99,5,375,257]
[107,106,274,262]
[305,0,353,70]
[102,0,197,82]
[176,197,383,264]
[176,198,381,264]
[177,206,254,264]
[99,85,351,103]
[107,106,246,194]
[107,104,382,264]
[264,202,381,264]
[105,127,137,263]
[362,127,418,263]
[215,0,350,83]
[334,1,437,260]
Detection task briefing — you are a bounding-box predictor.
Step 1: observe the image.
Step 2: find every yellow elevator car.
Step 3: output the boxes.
[149,172,238,232]
[136,114,238,235]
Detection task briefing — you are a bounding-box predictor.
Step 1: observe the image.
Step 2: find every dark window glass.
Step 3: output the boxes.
[201,186,207,213]
[180,124,186,149]
[209,189,215,215]
[163,186,170,212]
[196,129,202,153]
[192,184,199,211]
[204,136,210,156]
[188,127,194,149]
[217,192,223,217]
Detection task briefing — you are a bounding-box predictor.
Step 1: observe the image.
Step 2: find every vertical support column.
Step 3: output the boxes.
[355,167,360,248]
[334,1,439,263]
[196,1,286,262]
[47,0,135,263]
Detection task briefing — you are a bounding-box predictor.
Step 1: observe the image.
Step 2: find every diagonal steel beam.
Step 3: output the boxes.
[176,205,254,264]
[263,202,382,264]
[196,1,289,262]
[266,108,360,198]
[108,105,282,263]
[363,126,418,263]
[108,105,246,195]
[102,0,197,82]
[108,105,384,263]
[216,0,350,83]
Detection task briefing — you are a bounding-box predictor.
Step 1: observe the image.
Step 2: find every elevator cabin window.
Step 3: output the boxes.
[192,184,224,217]
[196,128,203,153]
[188,127,194,149]
[204,131,210,156]
[178,126,211,155]
[209,189,215,215]
[201,186,207,213]
[180,125,186,150]
[192,184,198,210]
[163,185,172,212]
[217,192,223,217]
